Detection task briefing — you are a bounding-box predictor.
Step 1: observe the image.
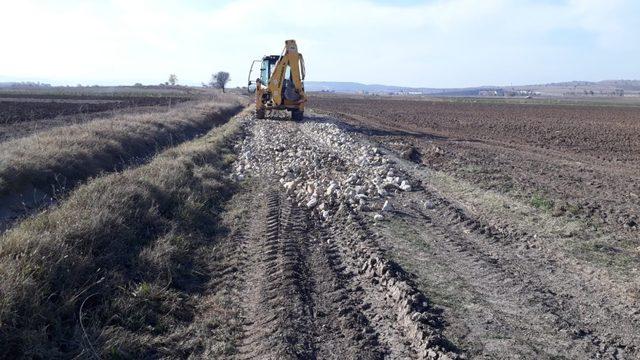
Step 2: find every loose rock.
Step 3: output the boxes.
[234,117,415,221]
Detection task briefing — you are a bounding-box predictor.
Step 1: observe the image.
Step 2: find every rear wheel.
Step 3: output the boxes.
[291,109,304,121]
[256,107,265,119]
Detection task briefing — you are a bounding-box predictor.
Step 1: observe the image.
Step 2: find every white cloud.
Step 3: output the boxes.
[0,0,637,87]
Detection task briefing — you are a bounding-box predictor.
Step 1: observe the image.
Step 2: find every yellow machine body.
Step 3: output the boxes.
[248,40,307,120]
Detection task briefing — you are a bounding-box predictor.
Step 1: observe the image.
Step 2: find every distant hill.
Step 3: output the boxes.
[306,80,640,97]
[305,81,504,95]
[305,81,447,94]
[533,80,640,91]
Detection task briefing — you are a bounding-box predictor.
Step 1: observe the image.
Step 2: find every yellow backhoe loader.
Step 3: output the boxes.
[248,40,307,121]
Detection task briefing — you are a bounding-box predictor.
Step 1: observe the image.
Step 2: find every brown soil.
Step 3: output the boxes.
[0,95,193,125]
[307,95,640,358]
[309,95,640,161]
[199,182,459,359]
[309,95,640,236]
[4,95,639,358]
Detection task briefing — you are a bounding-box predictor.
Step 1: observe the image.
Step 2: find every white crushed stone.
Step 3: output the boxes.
[234,117,413,220]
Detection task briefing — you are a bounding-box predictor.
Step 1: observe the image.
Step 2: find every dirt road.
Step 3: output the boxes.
[201,116,457,359]
[201,109,640,359]
[231,189,442,359]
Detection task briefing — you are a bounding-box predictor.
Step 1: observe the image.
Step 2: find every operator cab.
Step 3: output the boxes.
[248,55,279,92]
[260,55,280,84]
[248,55,298,101]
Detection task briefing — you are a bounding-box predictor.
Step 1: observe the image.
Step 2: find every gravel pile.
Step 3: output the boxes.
[234,118,414,221]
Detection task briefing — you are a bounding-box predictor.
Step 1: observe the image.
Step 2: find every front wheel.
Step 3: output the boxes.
[291,109,304,121]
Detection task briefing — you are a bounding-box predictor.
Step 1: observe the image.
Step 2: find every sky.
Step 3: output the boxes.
[0,0,638,88]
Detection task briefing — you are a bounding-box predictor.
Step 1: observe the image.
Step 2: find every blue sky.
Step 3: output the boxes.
[1,0,638,88]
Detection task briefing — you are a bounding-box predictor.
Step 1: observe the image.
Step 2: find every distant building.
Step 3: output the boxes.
[479,89,505,96]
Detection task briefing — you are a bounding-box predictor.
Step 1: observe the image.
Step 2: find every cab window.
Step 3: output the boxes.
[260,59,270,84]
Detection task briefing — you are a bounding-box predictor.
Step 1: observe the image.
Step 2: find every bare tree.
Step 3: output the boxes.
[168,74,178,86]
[210,71,230,93]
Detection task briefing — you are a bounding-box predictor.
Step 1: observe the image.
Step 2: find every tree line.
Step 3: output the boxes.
[162,72,231,92]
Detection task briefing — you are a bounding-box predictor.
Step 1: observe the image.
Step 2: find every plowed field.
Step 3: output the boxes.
[305,94,640,358]
[310,95,640,234]
[3,95,639,359]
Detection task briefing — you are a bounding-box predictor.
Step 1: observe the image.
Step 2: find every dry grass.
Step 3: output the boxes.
[0,110,248,358]
[0,96,244,198]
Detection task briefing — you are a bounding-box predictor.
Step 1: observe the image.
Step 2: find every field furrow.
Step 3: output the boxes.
[0,98,244,232]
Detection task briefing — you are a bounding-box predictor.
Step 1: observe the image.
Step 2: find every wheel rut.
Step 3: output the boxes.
[225,115,462,359]
[235,189,383,359]
[416,189,638,358]
[232,186,458,359]
[236,191,315,359]
[376,181,638,358]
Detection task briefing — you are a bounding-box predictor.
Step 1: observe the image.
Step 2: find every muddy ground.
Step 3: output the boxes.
[209,101,640,359]
[2,95,638,358]
[309,95,640,234]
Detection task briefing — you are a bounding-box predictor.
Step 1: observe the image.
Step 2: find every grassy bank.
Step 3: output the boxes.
[0,111,248,358]
[0,98,244,198]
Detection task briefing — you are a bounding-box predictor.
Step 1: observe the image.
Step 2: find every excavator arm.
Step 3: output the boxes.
[268,40,306,106]
[252,39,307,120]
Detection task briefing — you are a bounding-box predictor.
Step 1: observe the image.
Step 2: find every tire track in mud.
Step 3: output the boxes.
[324,210,459,359]
[305,211,383,359]
[231,186,459,359]
[385,185,638,359]
[236,191,315,359]
[234,189,384,360]
[427,193,638,358]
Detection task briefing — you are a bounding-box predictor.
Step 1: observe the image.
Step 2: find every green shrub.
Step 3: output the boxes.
[530,193,554,210]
